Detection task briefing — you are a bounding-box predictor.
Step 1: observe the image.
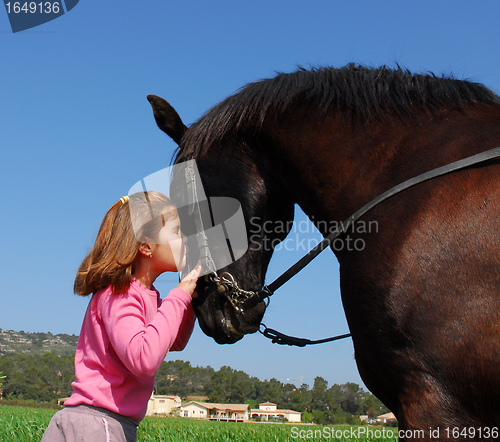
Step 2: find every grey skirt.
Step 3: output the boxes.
[41,404,139,442]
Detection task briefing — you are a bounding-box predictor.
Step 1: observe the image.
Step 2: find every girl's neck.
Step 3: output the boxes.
[132,256,159,290]
[132,273,156,290]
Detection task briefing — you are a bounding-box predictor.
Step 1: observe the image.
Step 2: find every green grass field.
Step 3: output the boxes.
[0,405,398,441]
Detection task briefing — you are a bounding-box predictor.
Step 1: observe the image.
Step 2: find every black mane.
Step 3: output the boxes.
[177,64,500,161]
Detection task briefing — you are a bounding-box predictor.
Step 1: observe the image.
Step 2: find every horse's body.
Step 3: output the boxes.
[148,65,500,439]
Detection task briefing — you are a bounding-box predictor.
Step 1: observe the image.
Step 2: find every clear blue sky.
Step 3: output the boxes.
[2,1,500,390]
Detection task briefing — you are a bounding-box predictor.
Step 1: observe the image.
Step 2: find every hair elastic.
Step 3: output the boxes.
[119,196,129,204]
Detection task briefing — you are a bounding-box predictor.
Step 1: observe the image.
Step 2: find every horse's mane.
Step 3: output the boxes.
[177,64,500,161]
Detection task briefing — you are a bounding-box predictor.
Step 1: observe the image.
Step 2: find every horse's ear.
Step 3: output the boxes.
[147,95,188,145]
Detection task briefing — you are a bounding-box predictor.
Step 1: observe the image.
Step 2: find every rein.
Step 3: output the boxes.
[192,146,500,346]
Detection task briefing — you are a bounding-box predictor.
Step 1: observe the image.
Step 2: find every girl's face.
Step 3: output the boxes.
[152,212,186,273]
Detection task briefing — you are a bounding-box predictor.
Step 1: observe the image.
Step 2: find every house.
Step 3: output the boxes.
[377,412,397,423]
[146,394,181,416]
[250,402,302,423]
[359,414,378,424]
[180,401,250,422]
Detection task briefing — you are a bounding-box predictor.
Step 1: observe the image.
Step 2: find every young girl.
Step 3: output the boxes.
[42,191,201,442]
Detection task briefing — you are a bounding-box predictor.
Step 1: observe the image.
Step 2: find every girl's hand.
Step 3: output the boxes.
[177,264,202,297]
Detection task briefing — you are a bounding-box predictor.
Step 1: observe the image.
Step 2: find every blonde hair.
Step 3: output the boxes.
[74,191,176,296]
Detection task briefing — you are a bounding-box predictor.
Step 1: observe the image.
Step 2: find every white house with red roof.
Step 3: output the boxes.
[250,402,302,423]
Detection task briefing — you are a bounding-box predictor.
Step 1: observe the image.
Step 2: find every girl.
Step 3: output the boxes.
[42,191,201,442]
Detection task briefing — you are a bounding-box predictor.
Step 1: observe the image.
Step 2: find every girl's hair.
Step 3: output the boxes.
[74,191,176,296]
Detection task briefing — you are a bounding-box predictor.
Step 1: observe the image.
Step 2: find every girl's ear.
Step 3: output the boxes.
[138,242,153,257]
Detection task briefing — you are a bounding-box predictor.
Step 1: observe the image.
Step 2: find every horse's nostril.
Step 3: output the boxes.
[191,298,201,308]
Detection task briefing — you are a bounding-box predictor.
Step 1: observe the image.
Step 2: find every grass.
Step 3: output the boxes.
[138,417,293,442]
[0,406,54,441]
[0,405,398,441]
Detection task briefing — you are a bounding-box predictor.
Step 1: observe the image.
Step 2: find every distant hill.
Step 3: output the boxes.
[0,329,78,357]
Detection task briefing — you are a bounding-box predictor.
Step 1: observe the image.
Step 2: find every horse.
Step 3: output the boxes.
[147,65,500,439]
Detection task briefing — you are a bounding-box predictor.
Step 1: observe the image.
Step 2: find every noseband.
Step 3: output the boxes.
[187,146,500,346]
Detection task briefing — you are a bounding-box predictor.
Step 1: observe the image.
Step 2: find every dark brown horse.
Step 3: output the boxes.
[148,65,500,439]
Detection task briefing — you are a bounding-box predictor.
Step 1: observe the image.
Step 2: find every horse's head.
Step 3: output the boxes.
[147,95,294,343]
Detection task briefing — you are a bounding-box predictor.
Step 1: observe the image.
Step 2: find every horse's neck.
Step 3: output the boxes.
[267,107,500,235]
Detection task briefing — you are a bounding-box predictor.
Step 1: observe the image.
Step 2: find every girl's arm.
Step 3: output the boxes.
[169,264,200,351]
[101,287,192,379]
[169,301,196,351]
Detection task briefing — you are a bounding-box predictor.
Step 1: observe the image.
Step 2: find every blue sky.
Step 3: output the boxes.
[2,1,500,390]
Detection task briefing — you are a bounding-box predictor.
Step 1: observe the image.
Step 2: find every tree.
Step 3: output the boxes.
[312,409,328,425]
[207,366,257,404]
[311,377,329,411]
[289,384,311,413]
[360,391,390,415]
[340,382,363,415]
[325,383,343,411]
[259,378,285,406]
[0,353,74,401]
[155,360,213,398]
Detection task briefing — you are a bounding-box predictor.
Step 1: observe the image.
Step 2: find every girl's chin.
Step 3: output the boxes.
[176,256,187,273]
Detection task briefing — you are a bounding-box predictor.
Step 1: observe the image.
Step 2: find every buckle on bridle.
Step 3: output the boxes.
[212,272,272,314]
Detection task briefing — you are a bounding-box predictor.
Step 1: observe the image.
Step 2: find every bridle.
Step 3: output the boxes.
[186,146,500,346]
[212,271,273,313]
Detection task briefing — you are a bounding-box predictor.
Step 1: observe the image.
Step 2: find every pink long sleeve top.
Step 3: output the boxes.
[65,278,196,421]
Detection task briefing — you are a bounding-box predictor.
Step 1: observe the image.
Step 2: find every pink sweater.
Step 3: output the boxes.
[65,278,195,421]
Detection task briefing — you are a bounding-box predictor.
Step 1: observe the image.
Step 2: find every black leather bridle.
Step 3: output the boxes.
[187,146,500,346]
